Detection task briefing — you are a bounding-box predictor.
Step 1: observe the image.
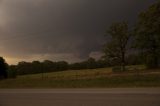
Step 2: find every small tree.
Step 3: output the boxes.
[103,22,130,71]
[0,57,8,79]
[135,1,160,68]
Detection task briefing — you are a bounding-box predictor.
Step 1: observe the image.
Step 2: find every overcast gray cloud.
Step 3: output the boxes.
[0,0,157,64]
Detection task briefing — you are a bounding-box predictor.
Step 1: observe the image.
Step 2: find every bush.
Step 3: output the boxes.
[145,55,159,69]
[112,66,123,72]
[112,66,129,72]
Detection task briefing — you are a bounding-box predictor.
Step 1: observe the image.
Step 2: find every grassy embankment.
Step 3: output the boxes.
[0,65,160,88]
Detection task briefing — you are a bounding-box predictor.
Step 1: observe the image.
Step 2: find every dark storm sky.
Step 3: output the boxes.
[0,0,157,64]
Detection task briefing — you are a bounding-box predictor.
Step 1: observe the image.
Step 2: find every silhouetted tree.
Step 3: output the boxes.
[43,60,55,72]
[86,57,97,69]
[103,22,131,71]
[56,61,69,71]
[70,62,86,70]
[17,61,32,75]
[7,65,17,78]
[135,1,160,68]
[96,59,110,68]
[126,54,144,65]
[0,57,8,79]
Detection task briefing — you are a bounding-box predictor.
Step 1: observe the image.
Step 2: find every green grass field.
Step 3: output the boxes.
[0,66,160,88]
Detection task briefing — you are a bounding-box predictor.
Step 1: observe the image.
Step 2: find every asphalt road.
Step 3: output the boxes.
[0,88,160,106]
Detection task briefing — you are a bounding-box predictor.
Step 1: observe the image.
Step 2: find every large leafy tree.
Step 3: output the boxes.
[135,1,160,68]
[0,57,8,79]
[103,22,130,71]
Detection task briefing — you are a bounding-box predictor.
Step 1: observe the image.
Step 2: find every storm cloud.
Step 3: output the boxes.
[0,0,156,64]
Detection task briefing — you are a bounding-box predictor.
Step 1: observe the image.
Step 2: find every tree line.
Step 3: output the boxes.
[0,53,144,79]
[0,57,109,78]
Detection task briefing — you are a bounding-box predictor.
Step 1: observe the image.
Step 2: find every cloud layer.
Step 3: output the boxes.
[0,0,156,64]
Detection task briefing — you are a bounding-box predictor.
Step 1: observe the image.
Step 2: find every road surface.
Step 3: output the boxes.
[0,88,160,106]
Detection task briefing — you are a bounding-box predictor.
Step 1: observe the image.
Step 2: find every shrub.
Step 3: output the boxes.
[112,66,123,72]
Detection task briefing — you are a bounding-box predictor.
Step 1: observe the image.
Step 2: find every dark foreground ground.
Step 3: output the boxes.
[0,88,160,106]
